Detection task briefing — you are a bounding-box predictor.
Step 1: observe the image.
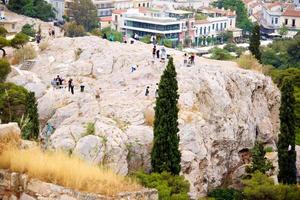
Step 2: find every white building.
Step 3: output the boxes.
[46,0,65,21]
[260,0,300,36]
[194,8,241,45]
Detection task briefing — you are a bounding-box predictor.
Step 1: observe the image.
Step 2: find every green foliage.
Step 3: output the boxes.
[246,141,273,174]
[135,171,190,200]
[249,23,261,62]
[64,22,86,37]
[268,68,300,145]
[163,39,173,48]
[223,43,245,56]
[140,35,151,44]
[219,31,233,43]
[0,59,11,82]
[208,188,243,200]
[0,27,8,37]
[22,92,39,140]
[151,57,181,175]
[10,33,30,49]
[84,122,95,136]
[212,0,253,32]
[8,0,55,21]
[210,48,234,60]
[90,28,101,36]
[242,172,300,200]
[71,0,98,31]
[195,13,207,20]
[264,146,273,153]
[21,24,36,37]
[279,25,288,36]
[278,79,297,184]
[261,37,300,68]
[100,27,122,42]
[0,82,28,123]
[0,36,11,57]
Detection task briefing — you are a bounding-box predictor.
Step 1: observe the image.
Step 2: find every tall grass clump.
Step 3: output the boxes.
[0,147,141,196]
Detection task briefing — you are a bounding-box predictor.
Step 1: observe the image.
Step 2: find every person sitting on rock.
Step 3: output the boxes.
[131,64,138,72]
[51,78,57,90]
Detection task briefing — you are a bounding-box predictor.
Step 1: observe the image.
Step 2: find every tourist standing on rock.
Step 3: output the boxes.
[183,53,188,66]
[145,86,150,96]
[51,78,56,90]
[155,83,159,98]
[161,47,166,62]
[68,78,73,92]
[48,28,52,37]
[36,33,41,44]
[56,75,61,87]
[190,53,195,65]
[52,29,55,38]
[70,82,74,94]
[156,49,160,59]
[152,45,156,59]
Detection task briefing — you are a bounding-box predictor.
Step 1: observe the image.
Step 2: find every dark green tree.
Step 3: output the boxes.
[8,0,28,13]
[71,0,98,31]
[0,59,11,82]
[22,92,39,140]
[246,141,273,174]
[249,23,261,62]
[21,24,36,37]
[278,79,297,184]
[151,57,181,175]
[10,33,29,49]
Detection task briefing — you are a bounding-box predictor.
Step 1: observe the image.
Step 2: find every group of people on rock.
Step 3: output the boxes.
[48,28,56,38]
[145,83,159,98]
[51,75,75,94]
[152,45,167,63]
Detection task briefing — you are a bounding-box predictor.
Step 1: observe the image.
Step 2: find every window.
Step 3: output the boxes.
[220,23,223,30]
[216,23,218,31]
[224,22,226,28]
[230,19,232,26]
[212,24,215,30]
[292,19,296,27]
[285,18,288,25]
[12,24,15,29]
[138,3,140,7]
[208,26,210,32]
[272,18,274,24]
[200,27,202,34]
[204,27,206,34]
[143,3,145,7]
[275,18,278,24]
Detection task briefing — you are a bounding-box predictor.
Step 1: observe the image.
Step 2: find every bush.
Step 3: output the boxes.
[210,48,234,60]
[12,44,37,64]
[91,28,101,36]
[100,27,122,42]
[21,24,36,37]
[140,35,151,44]
[135,171,190,200]
[242,172,300,200]
[235,54,269,73]
[223,43,245,57]
[208,188,243,200]
[0,82,28,123]
[144,108,154,126]
[0,59,11,82]
[264,146,273,152]
[10,33,29,49]
[64,22,86,37]
[163,39,173,48]
[84,122,95,136]
[0,27,8,37]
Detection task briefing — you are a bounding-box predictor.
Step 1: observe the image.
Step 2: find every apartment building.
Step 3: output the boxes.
[194,7,241,45]
[46,0,65,21]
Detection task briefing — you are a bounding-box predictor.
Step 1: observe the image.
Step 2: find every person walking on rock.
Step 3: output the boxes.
[68,78,73,92]
[152,45,156,59]
[145,86,150,96]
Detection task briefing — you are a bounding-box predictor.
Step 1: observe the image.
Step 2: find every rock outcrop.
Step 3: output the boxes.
[0,169,158,200]
[7,36,281,199]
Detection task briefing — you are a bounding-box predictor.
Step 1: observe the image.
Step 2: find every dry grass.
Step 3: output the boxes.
[144,108,154,126]
[39,40,49,51]
[0,147,141,196]
[11,44,37,65]
[0,131,20,154]
[235,54,267,73]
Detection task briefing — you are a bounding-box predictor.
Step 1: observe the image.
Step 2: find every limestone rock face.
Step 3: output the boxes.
[7,36,281,199]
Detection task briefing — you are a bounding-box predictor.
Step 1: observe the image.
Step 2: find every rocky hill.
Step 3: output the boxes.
[7,36,280,199]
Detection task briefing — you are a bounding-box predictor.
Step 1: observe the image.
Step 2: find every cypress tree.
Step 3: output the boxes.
[278,79,297,184]
[23,92,40,140]
[151,57,181,175]
[246,141,273,174]
[249,23,261,62]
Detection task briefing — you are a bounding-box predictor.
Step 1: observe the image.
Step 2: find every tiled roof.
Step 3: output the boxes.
[99,16,112,22]
[283,5,300,17]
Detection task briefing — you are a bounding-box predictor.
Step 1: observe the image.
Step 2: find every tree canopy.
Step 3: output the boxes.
[70,0,98,31]
[8,0,55,21]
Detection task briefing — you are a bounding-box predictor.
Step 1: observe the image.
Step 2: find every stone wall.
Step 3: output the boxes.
[0,169,158,200]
